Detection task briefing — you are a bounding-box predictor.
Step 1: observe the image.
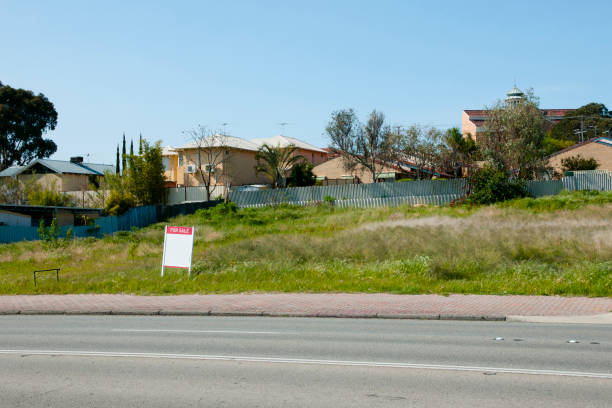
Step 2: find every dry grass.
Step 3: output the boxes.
[0,192,610,295]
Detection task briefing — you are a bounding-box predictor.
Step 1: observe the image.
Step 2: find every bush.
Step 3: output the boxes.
[287,162,316,187]
[28,185,75,207]
[561,155,599,172]
[103,190,136,216]
[466,167,529,205]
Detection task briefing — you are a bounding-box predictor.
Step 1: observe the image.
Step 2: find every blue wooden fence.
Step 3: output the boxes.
[0,200,221,244]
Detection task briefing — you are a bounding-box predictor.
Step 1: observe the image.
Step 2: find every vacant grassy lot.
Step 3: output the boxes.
[1,190,611,296]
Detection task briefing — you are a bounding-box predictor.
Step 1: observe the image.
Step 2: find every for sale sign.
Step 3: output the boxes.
[161,225,195,276]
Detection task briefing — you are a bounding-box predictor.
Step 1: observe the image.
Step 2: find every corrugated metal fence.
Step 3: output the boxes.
[229,171,612,208]
[0,200,221,244]
[229,179,467,208]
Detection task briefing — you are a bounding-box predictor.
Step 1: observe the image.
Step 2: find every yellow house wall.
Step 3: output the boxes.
[163,155,178,184]
[548,143,612,174]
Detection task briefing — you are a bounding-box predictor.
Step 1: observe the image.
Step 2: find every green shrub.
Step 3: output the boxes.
[466,167,529,205]
[561,155,599,171]
[103,190,136,216]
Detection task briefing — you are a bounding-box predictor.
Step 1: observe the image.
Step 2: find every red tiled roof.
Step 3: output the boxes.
[541,109,575,117]
[464,108,573,117]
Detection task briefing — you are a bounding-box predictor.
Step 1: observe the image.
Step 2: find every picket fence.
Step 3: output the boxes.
[0,200,221,244]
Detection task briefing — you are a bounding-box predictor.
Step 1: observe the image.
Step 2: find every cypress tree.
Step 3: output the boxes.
[139,133,143,155]
[115,145,120,174]
[130,139,134,156]
[122,133,127,175]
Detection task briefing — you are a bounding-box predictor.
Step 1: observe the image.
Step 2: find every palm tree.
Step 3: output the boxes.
[255,143,304,188]
[445,127,478,177]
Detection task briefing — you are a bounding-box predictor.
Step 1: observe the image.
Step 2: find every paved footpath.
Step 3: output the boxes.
[1,294,611,322]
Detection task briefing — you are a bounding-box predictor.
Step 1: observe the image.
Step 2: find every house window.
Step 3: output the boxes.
[162,157,169,171]
[311,153,315,162]
[178,155,184,166]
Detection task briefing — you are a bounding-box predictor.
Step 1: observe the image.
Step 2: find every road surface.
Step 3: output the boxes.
[0,315,610,407]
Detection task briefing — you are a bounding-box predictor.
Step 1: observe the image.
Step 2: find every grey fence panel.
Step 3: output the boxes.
[561,171,612,191]
[526,180,564,197]
[228,179,467,208]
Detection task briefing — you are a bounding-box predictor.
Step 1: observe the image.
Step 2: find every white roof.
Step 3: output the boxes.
[162,146,178,156]
[175,135,260,152]
[250,135,327,153]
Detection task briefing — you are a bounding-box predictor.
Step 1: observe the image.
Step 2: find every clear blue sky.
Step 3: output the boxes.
[2,0,610,165]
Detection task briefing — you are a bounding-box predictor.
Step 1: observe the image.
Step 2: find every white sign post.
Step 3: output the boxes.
[161,225,195,277]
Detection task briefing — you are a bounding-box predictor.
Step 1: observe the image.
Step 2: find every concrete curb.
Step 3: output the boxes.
[0,309,508,321]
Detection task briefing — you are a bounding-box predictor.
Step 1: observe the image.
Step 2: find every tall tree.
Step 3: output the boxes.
[121,133,127,175]
[0,81,58,171]
[115,145,120,174]
[139,133,143,155]
[326,109,396,183]
[254,143,304,188]
[130,139,134,156]
[480,89,547,178]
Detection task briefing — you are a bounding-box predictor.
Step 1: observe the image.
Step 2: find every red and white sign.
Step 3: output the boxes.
[161,225,195,276]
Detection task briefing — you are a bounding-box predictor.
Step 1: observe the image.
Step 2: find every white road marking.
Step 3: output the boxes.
[0,349,610,379]
[112,329,290,335]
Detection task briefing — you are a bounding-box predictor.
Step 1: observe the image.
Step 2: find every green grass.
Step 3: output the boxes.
[1,191,611,296]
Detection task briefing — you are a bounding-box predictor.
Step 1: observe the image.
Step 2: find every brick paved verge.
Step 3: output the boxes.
[1,294,611,320]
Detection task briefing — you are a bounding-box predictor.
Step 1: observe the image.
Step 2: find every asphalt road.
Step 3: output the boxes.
[0,315,610,407]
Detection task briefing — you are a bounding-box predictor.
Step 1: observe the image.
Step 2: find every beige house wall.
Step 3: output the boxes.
[163,155,178,184]
[19,173,63,191]
[312,156,401,184]
[296,148,328,166]
[461,111,478,139]
[176,148,269,187]
[548,143,612,175]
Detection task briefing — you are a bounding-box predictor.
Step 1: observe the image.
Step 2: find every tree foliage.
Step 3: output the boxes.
[287,161,316,187]
[479,89,547,178]
[466,166,529,205]
[550,103,611,142]
[395,125,453,179]
[103,138,165,215]
[326,109,397,183]
[255,143,304,188]
[0,81,58,171]
[444,127,478,177]
[561,155,599,172]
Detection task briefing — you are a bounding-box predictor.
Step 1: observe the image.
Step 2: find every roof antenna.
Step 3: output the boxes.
[220,122,230,136]
[278,122,290,136]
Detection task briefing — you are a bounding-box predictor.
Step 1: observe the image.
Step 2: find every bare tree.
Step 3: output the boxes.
[326,109,396,183]
[182,126,232,201]
[397,125,449,179]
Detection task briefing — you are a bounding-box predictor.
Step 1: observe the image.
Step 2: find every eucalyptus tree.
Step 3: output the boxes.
[326,109,396,183]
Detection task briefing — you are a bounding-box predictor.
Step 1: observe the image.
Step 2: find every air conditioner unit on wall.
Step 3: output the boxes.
[205,164,215,173]
[186,164,196,174]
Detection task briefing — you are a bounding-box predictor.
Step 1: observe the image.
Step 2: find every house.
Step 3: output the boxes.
[462,86,574,140]
[312,156,412,184]
[164,135,329,187]
[171,135,268,187]
[0,157,115,192]
[0,204,102,226]
[546,137,612,175]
